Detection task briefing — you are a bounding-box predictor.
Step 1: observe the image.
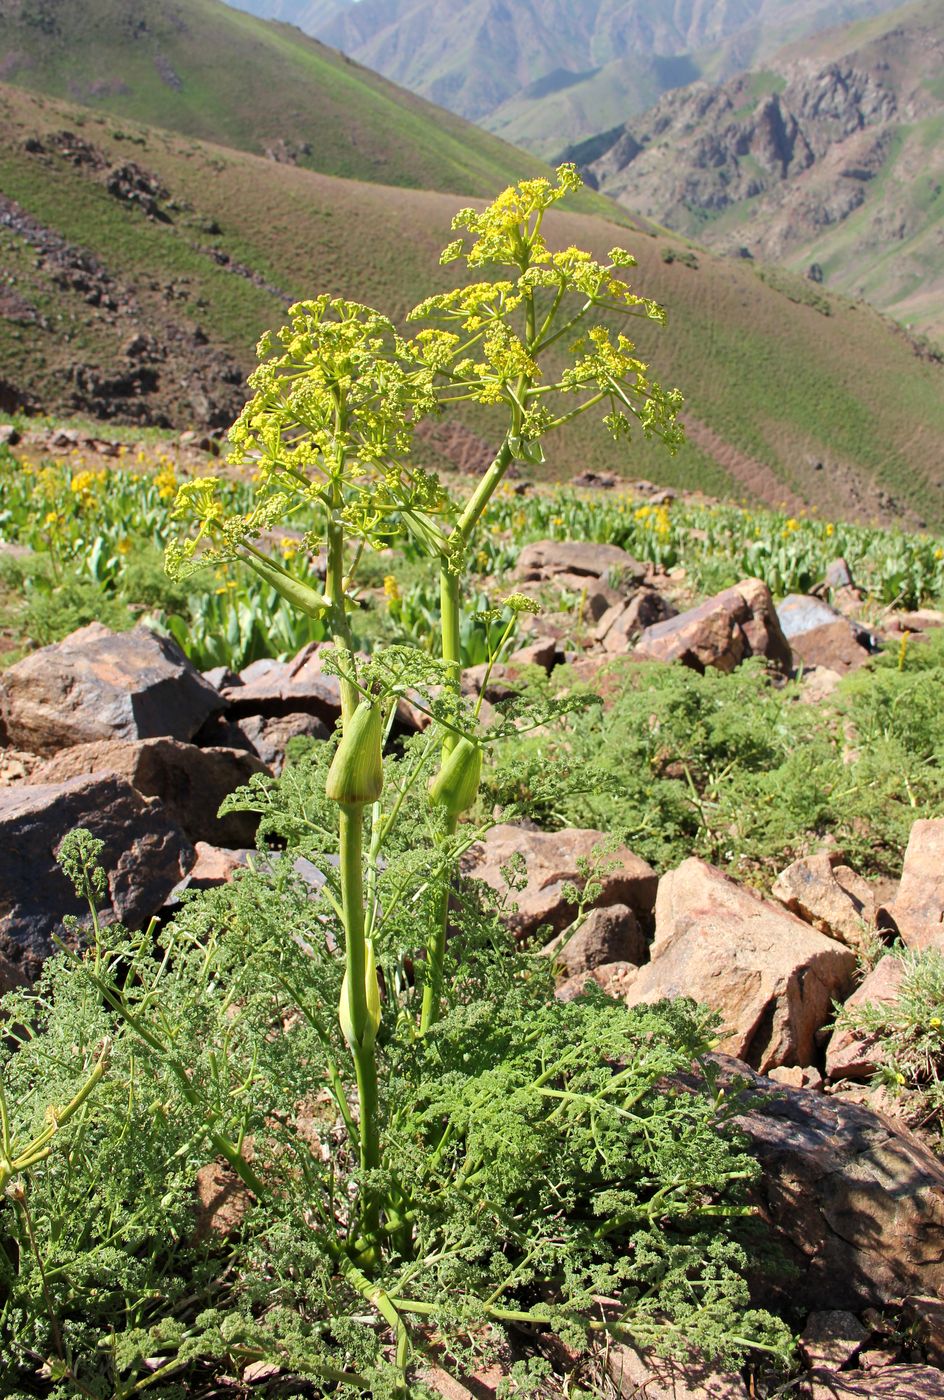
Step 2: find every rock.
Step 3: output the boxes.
[463,825,658,941]
[772,852,876,951]
[0,774,194,973]
[798,665,843,705]
[233,712,330,772]
[879,820,944,951]
[777,594,875,674]
[825,956,907,1082]
[595,588,678,652]
[201,665,242,691]
[221,645,342,726]
[624,859,856,1072]
[799,1310,868,1368]
[713,1055,944,1314]
[0,624,223,756]
[193,1160,251,1241]
[606,1345,749,1398]
[0,423,20,447]
[890,609,944,636]
[634,578,792,673]
[768,1064,824,1091]
[184,842,251,891]
[29,739,268,847]
[506,636,562,671]
[543,902,647,975]
[808,1364,944,1398]
[513,539,646,589]
[825,558,856,591]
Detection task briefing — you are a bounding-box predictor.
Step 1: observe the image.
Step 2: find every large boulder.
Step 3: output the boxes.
[879,820,944,951]
[512,539,646,595]
[624,859,856,1072]
[777,594,875,674]
[634,578,792,674]
[712,1055,944,1314]
[29,739,269,847]
[0,774,194,975]
[463,825,657,941]
[825,956,908,1083]
[0,624,222,756]
[772,851,876,952]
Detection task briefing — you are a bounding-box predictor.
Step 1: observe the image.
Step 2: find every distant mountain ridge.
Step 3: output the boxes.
[224,0,909,154]
[576,0,944,342]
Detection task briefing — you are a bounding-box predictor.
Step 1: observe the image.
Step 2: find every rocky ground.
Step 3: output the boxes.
[2,530,944,1396]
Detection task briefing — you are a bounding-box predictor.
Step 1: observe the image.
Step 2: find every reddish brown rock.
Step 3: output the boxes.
[543,902,647,975]
[513,539,645,588]
[799,1310,868,1369]
[0,774,194,970]
[221,643,342,725]
[625,859,856,1072]
[777,594,875,674]
[181,842,250,891]
[506,636,562,670]
[463,824,657,941]
[713,1055,944,1314]
[607,1345,748,1398]
[0,623,223,756]
[30,738,269,846]
[233,712,330,771]
[594,588,678,653]
[879,820,944,951]
[825,956,907,1083]
[808,1365,944,1397]
[772,852,877,952]
[634,577,791,673]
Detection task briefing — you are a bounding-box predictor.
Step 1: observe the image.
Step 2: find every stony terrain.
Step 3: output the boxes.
[577,0,944,342]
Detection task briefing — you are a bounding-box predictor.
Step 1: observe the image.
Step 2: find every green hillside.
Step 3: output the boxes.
[0,0,586,198]
[2,83,944,525]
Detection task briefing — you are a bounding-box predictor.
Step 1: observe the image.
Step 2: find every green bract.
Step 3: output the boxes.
[326,698,384,807]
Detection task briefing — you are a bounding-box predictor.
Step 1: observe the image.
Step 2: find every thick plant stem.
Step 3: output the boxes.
[326,516,358,722]
[339,804,381,1227]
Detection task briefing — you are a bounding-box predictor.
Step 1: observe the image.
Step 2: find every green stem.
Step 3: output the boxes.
[339,804,381,1221]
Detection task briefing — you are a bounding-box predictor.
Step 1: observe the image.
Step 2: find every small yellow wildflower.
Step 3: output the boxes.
[383,574,401,603]
[155,464,178,501]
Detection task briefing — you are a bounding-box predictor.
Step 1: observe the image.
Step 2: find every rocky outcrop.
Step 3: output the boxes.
[0,624,223,755]
[29,739,269,847]
[0,774,194,974]
[625,858,856,1072]
[463,824,658,941]
[634,577,791,673]
[825,955,907,1083]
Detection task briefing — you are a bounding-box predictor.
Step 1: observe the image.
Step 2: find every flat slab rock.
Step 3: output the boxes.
[512,538,646,586]
[634,577,792,674]
[0,773,194,975]
[0,623,222,756]
[777,594,876,674]
[711,1055,944,1314]
[625,858,856,1072]
[462,824,657,941]
[807,1364,944,1397]
[29,738,269,847]
[607,1345,748,1398]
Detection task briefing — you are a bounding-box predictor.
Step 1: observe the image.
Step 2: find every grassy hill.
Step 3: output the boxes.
[579,0,944,343]
[2,82,944,526]
[0,0,580,197]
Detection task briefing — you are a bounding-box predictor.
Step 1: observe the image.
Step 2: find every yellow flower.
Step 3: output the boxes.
[155,464,178,501]
[935,548,943,561]
[117,538,133,556]
[825,523,835,537]
[931,1018,941,1029]
[383,574,401,603]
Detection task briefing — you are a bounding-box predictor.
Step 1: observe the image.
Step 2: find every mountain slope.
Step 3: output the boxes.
[578,0,944,341]
[224,0,909,155]
[2,82,943,527]
[0,0,573,197]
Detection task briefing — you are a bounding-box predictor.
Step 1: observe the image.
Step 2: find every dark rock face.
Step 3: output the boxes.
[0,774,194,975]
[29,739,270,847]
[713,1056,944,1313]
[0,624,223,756]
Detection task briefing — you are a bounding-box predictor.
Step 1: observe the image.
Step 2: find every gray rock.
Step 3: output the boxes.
[0,774,194,973]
